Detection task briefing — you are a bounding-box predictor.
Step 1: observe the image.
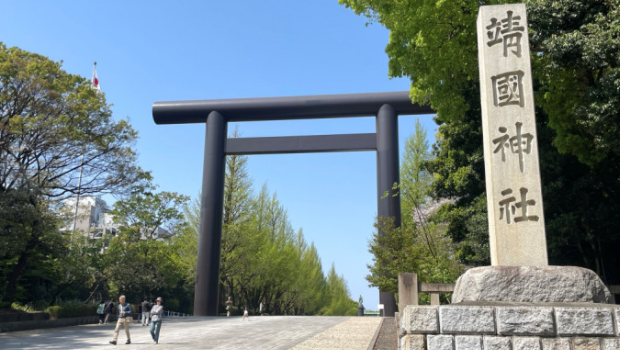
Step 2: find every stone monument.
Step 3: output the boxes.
[399,4,619,349]
[451,1,611,305]
[478,2,547,267]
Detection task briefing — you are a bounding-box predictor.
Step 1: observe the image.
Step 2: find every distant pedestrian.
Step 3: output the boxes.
[259,301,264,315]
[150,297,164,344]
[109,295,132,345]
[225,296,233,317]
[96,300,106,324]
[242,306,249,321]
[103,300,114,324]
[141,299,152,326]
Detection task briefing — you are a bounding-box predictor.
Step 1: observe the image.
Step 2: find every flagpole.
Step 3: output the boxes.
[92,61,101,92]
[71,153,85,243]
[71,61,99,243]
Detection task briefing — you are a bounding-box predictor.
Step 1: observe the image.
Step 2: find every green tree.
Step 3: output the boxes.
[183,165,345,315]
[400,119,433,227]
[239,186,297,315]
[366,216,462,303]
[0,189,65,305]
[0,43,140,199]
[171,195,201,286]
[289,237,327,315]
[106,183,189,301]
[366,218,422,295]
[219,132,258,312]
[321,264,357,316]
[367,119,463,304]
[528,1,620,281]
[340,0,490,266]
[340,0,620,281]
[180,128,353,315]
[0,43,141,304]
[529,1,620,167]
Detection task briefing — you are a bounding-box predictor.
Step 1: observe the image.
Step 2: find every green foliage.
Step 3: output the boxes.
[170,196,200,286]
[0,42,141,200]
[105,181,189,301]
[11,301,47,313]
[320,264,358,316]
[11,301,96,319]
[46,303,96,320]
[0,190,63,304]
[366,217,463,299]
[366,117,464,305]
[341,0,620,281]
[529,0,620,166]
[0,43,142,306]
[400,119,433,226]
[181,140,354,315]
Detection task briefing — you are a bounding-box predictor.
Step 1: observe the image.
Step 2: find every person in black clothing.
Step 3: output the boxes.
[141,299,152,326]
[103,300,114,325]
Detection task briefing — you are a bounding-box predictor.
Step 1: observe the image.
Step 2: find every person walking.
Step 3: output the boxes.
[242,306,249,321]
[103,299,114,325]
[96,300,106,324]
[109,295,132,345]
[225,296,233,317]
[149,297,164,344]
[141,299,152,326]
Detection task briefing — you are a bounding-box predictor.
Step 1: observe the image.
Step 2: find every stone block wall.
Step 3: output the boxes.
[400,304,620,350]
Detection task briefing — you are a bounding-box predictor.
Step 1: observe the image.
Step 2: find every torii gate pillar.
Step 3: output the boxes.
[194,111,227,316]
[376,104,400,317]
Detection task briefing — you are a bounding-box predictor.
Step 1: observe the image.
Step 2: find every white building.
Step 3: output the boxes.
[63,196,119,238]
[62,195,170,240]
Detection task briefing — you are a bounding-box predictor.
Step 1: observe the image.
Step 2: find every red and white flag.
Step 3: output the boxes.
[92,62,101,92]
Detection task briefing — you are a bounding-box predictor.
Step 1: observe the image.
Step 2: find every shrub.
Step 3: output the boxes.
[165,298,180,312]
[46,303,97,320]
[11,302,47,312]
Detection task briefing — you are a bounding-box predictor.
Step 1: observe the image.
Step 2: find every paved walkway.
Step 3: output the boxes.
[0,316,382,350]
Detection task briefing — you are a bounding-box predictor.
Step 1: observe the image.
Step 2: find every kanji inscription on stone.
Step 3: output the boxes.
[477,3,548,266]
[499,187,540,224]
[486,10,526,58]
[492,122,534,173]
[492,70,524,107]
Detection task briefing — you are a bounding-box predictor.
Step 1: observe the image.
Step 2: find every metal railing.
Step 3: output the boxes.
[163,311,191,317]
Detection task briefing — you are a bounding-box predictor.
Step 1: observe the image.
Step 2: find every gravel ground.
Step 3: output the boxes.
[0,316,388,350]
[372,317,397,350]
[289,317,382,350]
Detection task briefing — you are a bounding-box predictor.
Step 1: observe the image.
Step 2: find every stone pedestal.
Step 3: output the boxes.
[399,266,616,349]
[452,266,612,304]
[400,303,620,350]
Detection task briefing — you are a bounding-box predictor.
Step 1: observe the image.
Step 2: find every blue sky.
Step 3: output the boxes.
[1,0,436,308]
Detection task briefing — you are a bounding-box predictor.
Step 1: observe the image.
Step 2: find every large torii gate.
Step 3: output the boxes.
[152,91,433,316]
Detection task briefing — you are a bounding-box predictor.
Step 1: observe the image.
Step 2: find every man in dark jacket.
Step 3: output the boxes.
[141,299,152,326]
[109,295,132,345]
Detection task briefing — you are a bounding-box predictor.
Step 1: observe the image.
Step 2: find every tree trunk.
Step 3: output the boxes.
[4,233,37,303]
